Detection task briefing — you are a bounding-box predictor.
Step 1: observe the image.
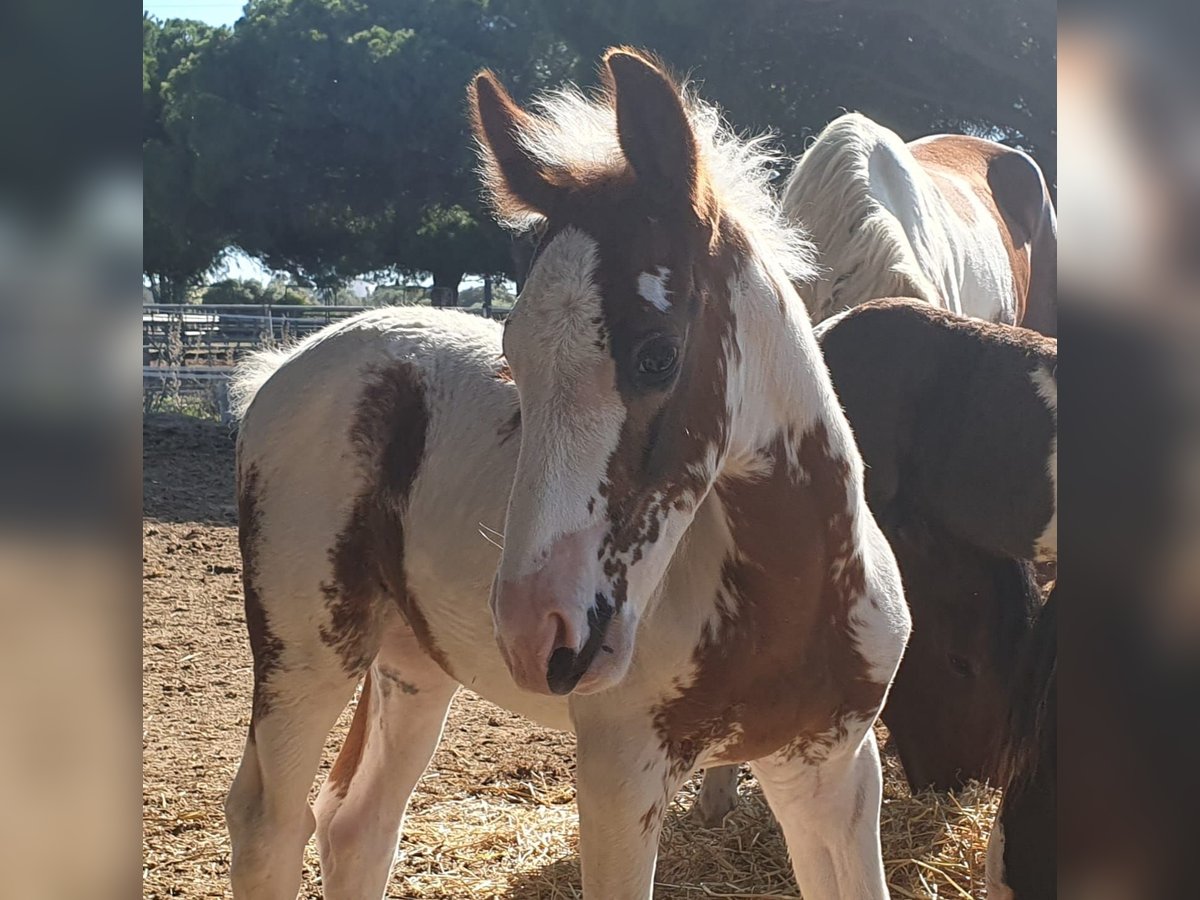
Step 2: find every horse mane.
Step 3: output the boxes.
[477,77,815,284]
[229,343,300,420]
[996,586,1057,791]
[780,113,940,318]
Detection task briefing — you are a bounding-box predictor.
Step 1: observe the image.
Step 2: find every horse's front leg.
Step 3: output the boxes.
[574,712,686,899]
[751,727,889,900]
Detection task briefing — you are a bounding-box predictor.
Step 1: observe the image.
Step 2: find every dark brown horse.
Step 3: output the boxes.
[987,584,1056,900]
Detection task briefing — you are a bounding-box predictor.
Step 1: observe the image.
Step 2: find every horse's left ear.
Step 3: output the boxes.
[604,48,705,215]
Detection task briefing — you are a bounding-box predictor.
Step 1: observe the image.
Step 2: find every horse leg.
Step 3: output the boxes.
[314,617,458,900]
[751,729,889,900]
[574,716,684,899]
[692,765,740,826]
[225,643,367,900]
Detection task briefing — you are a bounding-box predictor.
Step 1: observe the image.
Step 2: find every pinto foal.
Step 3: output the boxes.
[224,50,910,899]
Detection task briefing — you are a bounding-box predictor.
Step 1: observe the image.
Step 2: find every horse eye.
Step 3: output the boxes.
[635,337,679,384]
[947,653,975,679]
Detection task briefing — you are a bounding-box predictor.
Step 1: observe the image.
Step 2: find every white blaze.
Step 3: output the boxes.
[637,267,672,312]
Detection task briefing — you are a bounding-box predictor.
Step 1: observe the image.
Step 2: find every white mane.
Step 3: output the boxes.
[229,344,298,420]
[780,113,939,319]
[499,84,816,284]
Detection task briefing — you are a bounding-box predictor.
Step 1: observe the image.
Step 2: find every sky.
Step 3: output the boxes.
[143,0,245,27]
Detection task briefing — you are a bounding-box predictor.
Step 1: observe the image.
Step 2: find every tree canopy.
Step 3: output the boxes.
[144,0,1054,302]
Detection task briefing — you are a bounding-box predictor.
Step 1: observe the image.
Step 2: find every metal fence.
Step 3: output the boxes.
[142,303,508,421]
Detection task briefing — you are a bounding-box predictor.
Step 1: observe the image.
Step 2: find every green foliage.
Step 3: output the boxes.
[157,0,569,291]
[144,15,230,301]
[144,0,1055,296]
[199,278,314,305]
[370,284,430,307]
[459,279,515,308]
[534,0,1055,185]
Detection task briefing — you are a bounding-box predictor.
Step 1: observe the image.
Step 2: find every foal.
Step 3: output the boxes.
[224,50,910,899]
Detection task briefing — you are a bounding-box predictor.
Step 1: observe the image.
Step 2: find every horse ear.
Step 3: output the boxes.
[604,48,703,213]
[470,71,560,221]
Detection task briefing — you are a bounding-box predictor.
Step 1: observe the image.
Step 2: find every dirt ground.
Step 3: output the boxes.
[143,413,997,899]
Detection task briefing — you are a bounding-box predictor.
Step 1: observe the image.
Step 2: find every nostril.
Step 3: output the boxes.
[547,610,570,652]
[546,646,580,695]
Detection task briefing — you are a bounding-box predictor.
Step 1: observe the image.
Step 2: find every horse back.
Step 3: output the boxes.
[911,135,1057,335]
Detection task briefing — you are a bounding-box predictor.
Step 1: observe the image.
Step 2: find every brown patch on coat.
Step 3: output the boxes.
[325,672,373,800]
[652,422,888,772]
[237,462,283,723]
[317,361,454,678]
[638,800,662,836]
[911,134,1055,331]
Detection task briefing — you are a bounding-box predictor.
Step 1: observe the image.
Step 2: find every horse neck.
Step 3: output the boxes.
[722,252,860,478]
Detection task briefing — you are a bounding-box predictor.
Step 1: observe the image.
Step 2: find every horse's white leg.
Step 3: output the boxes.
[225,653,365,900]
[574,716,683,899]
[314,618,458,900]
[692,765,740,826]
[751,729,889,900]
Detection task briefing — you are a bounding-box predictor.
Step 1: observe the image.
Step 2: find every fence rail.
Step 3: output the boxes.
[143,303,508,421]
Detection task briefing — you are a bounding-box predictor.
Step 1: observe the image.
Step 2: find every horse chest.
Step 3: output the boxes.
[649,438,888,770]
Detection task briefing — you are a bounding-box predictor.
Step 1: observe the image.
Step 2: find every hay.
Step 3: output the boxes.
[376,732,999,899]
[144,682,999,899]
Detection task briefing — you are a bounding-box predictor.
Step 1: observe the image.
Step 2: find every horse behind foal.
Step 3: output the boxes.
[224,50,910,900]
[782,114,1057,335]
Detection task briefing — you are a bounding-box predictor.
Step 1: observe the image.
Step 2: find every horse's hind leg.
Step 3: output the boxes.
[751,728,889,900]
[225,462,385,899]
[314,617,458,900]
[225,640,368,900]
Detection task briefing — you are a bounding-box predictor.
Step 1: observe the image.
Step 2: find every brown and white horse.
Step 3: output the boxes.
[223,50,910,900]
[698,299,1056,818]
[782,114,1058,336]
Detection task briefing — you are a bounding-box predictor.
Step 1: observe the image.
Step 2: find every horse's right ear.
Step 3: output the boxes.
[470,71,560,221]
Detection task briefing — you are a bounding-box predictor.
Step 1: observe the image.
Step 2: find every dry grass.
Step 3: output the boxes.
[142,414,997,898]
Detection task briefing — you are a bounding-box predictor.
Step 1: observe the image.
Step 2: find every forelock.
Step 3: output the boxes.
[477,82,815,283]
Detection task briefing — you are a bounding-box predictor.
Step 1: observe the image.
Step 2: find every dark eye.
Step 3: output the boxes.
[635,336,680,385]
[947,653,975,679]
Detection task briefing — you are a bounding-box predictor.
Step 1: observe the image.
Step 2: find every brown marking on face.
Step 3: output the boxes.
[326,672,373,800]
[576,212,745,611]
[911,135,1043,326]
[237,462,283,724]
[474,51,749,617]
[653,422,888,772]
[318,362,454,678]
[495,358,515,383]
